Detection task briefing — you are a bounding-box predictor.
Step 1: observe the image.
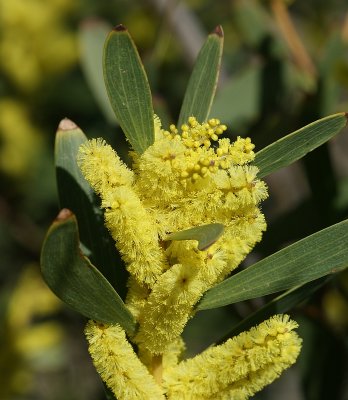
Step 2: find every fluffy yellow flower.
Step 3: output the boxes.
[78,116,301,399]
[78,139,167,287]
[163,315,302,399]
[79,116,269,352]
[78,138,134,194]
[85,321,164,399]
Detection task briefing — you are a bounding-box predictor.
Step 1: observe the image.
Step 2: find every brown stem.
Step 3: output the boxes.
[151,355,163,386]
[270,0,316,77]
[342,11,348,43]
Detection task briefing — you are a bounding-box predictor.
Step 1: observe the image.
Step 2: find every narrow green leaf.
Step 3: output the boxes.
[255,113,348,178]
[216,277,329,344]
[55,119,93,204]
[40,209,136,334]
[79,19,117,125]
[55,119,128,297]
[198,220,348,310]
[104,25,154,153]
[165,223,224,251]
[178,26,224,127]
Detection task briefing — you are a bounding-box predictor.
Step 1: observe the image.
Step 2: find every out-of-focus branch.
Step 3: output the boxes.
[342,11,348,43]
[147,0,228,83]
[148,0,206,65]
[270,0,316,77]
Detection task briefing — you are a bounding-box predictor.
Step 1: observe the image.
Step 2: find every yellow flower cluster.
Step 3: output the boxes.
[85,316,301,400]
[0,0,77,91]
[85,321,165,399]
[78,116,301,399]
[162,315,302,399]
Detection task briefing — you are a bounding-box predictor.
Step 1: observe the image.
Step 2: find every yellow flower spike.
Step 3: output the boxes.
[134,135,188,204]
[163,315,302,400]
[102,186,167,287]
[78,139,167,287]
[125,277,151,320]
[134,262,203,355]
[78,138,134,195]
[85,321,165,400]
[135,241,229,355]
[79,116,275,397]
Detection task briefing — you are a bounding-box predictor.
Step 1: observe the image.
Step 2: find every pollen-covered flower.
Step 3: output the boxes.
[85,321,165,399]
[78,116,269,353]
[78,116,300,399]
[163,315,302,400]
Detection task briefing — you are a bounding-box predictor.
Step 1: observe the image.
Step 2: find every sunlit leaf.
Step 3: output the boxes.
[55,119,127,296]
[198,219,348,310]
[178,26,224,127]
[40,209,136,335]
[104,25,154,153]
[255,113,348,178]
[165,223,224,251]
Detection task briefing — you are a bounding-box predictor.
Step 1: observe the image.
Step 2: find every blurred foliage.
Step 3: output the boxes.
[0,265,63,398]
[1,0,348,399]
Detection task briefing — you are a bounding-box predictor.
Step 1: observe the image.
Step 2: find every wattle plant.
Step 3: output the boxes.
[41,24,348,399]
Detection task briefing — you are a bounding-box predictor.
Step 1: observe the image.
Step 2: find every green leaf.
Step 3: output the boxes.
[165,223,224,251]
[216,277,329,344]
[178,26,224,127]
[104,25,154,153]
[255,113,348,178]
[198,219,348,310]
[55,119,128,297]
[40,209,136,335]
[79,19,118,125]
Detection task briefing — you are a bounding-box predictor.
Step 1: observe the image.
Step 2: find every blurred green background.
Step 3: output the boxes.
[1,0,348,399]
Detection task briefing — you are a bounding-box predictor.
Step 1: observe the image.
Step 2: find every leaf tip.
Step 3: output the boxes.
[58,118,78,132]
[344,112,348,125]
[113,24,127,32]
[56,208,74,222]
[212,25,224,38]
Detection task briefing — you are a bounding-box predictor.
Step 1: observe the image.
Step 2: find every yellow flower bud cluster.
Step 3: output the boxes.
[78,116,302,399]
[0,0,77,91]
